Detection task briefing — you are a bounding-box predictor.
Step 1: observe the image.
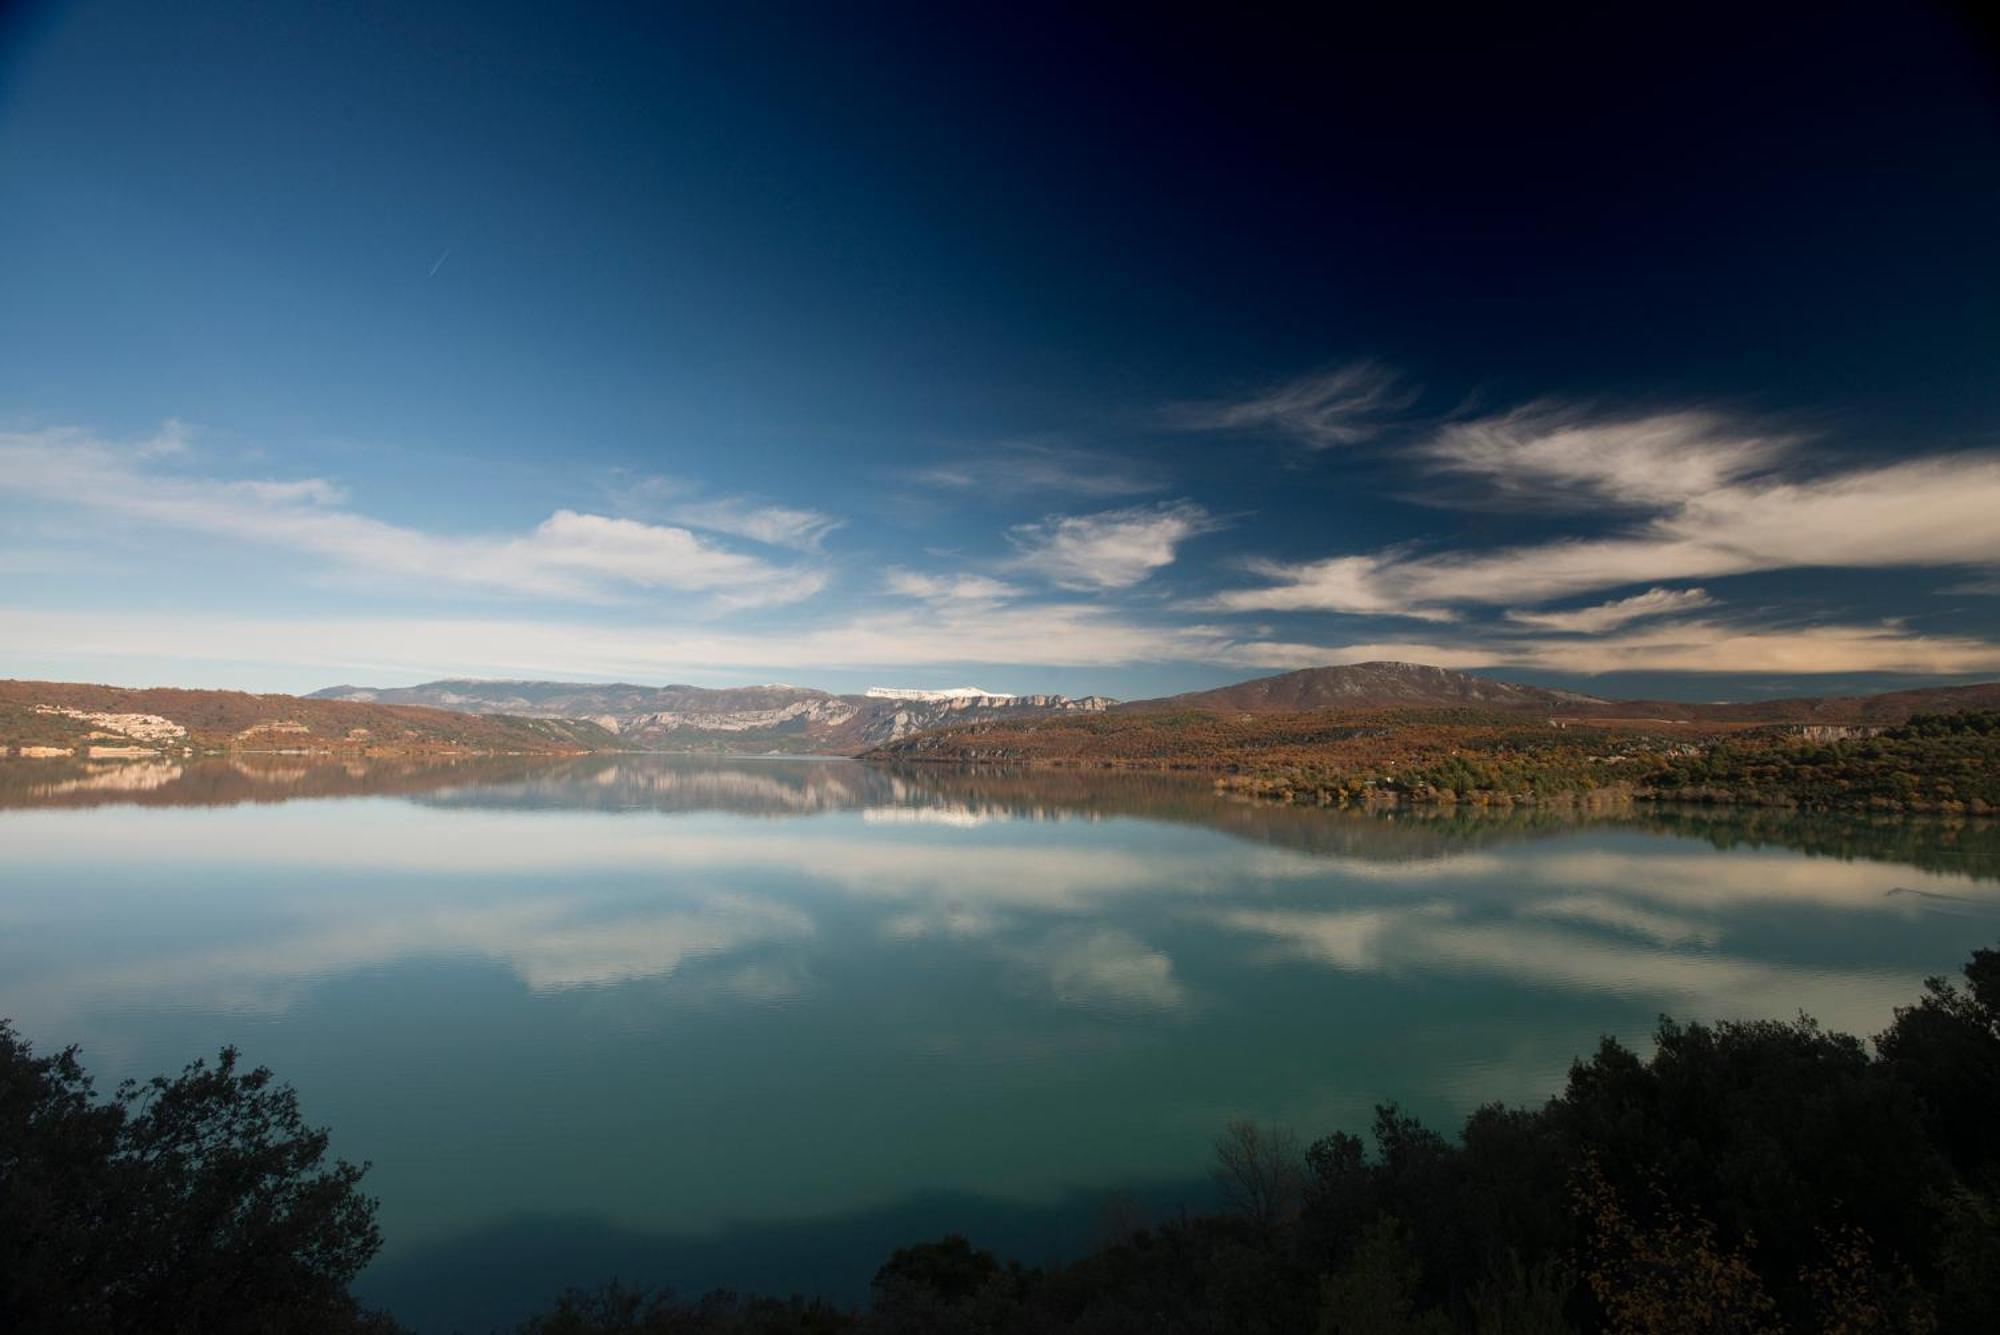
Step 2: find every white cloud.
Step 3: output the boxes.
[660,496,844,552]
[909,443,1165,499]
[1423,405,1787,507]
[0,602,1236,679]
[1007,501,1218,591]
[136,418,194,457]
[1505,587,1714,633]
[514,510,814,601]
[9,599,1997,684]
[0,428,824,607]
[884,569,1024,605]
[224,477,349,506]
[7,411,1998,684]
[1172,362,1414,448]
[1219,619,2000,676]
[1210,405,2000,614]
[1201,554,1459,622]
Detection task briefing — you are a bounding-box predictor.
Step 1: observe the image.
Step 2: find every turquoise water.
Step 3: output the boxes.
[2,755,1996,1331]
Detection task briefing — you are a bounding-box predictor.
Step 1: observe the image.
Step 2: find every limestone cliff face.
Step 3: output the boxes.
[1,680,616,756]
[308,679,1116,754]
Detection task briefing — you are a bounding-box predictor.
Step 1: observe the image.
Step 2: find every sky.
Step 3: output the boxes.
[2,0,1999,702]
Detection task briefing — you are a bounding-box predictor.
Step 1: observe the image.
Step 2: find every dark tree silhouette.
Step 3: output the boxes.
[11,944,2000,1334]
[0,1022,394,1335]
[1214,1117,1306,1229]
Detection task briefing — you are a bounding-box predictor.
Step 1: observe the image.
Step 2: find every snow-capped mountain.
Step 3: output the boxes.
[863,686,1015,702]
[308,679,1113,753]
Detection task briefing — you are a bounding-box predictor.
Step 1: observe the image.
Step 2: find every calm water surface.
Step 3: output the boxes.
[3,754,1998,1331]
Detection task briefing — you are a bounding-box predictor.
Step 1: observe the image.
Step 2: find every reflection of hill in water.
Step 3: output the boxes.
[414,759,1601,862]
[0,754,557,809]
[850,767,1999,880]
[3,754,1994,879]
[415,755,911,815]
[1611,805,2000,884]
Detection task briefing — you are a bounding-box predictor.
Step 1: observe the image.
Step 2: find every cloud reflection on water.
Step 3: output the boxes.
[2,760,1991,1045]
[5,753,1997,1311]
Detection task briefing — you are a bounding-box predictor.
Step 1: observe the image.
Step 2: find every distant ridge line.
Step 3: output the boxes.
[1123,662,2000,724]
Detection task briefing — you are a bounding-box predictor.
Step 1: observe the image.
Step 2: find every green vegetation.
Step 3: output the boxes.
[7,946,2000,1333]
[0,1026,392,1334]
[877,705,2000,816]
[0,678,619,757]
[0,702,103,751]
[1233,711,1998,814]
[1644,711,2000,812]
[872,705,1636,779]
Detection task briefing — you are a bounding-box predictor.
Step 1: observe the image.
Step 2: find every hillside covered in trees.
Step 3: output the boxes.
[872,709,2000,816]
[0,679,616,758]
[1131,664,2000,726]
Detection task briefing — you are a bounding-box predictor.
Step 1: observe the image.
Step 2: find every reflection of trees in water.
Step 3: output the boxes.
[886,768,2000,880]
[2,753,1994,879]
[1617,805,2000,883]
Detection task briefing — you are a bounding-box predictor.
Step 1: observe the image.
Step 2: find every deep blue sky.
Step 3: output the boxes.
[3,0,1998,699]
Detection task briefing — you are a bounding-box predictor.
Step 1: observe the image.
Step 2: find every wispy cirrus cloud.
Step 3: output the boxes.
[8,400,1998,686]
[908,441,1166,499]
[0,602,1238,679]
[1505,586,1714,633]
[1171,362,1415,448]
[1422,405,1788,508]
[607,473,843,552]
[8,601,1995,685]
[1218,618,2000,676]
[1209,407,2000,616]
[883,568,1024,605]
[1007,501,1219,591]
[1200,553,1460,623]
[0,427,826,607]
[663,496,844,552]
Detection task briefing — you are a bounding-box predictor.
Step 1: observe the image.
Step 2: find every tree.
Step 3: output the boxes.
[0,1021,393,1335]
[1572,1156,1780,1335]
[514,1283,855,1334]
[1317,1217,1454,1335]
[1875,948,2000,1329]
[1213,1117,1304,1229]
[1876,948,2000,1187]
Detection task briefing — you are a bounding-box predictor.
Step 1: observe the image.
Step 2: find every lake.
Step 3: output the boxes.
[2,753,1996,1332]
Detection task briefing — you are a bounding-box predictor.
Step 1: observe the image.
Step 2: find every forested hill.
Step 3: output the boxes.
[869,706,2000,815]
[1130,662,2000,722]
[0,679,616,756]
[1131,662,1610,713]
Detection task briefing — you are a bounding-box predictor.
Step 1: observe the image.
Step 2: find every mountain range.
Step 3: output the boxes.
[861,663,2000,784]
[312,663,2000,756]
[7,664,1994,762]
[307,679,1117,753]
